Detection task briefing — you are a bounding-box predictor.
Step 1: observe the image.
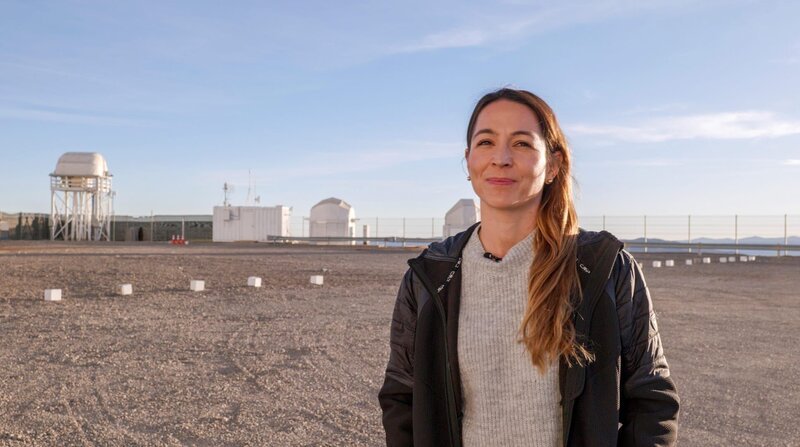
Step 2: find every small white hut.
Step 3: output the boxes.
[212,205,291,242]
[309,197,356,242]
[443,198,480,237]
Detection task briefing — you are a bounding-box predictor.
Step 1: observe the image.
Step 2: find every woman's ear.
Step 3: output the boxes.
[464,147,470,160]
[549,150,563,180]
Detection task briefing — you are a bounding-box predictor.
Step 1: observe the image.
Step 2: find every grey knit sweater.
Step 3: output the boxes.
[458,226,562,447]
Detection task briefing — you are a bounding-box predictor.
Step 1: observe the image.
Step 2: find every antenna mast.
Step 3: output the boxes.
[223,182,233,207]
[245,170,253,205]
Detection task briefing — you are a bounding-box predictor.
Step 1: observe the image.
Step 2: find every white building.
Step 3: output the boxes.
[212,205,291,242]
[309,197,356,241]
[443,198,480,237]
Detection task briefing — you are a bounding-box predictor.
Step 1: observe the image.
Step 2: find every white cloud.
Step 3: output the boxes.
[0,106,155,127]
[567,111,800,143]
[782,159,800,166]
[393,7,566,52]
[204,140,462,184]
[770,41,800,65]
[396,29,493,52]
[619,159,682,167]
[0,61,121,87]
[392,0,708,53]
[579,158,683,167]
[770,56,800,65]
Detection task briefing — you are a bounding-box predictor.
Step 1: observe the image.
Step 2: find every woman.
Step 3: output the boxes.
[378,88,680,447]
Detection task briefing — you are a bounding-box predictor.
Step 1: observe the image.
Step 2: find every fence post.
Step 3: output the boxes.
[376,217,379,239]
[735,214,738,255]
[402,218,406,248]
[688,214,692,253]
[644,215,648,254]
[785,214,788,256]
[431,217,434,238]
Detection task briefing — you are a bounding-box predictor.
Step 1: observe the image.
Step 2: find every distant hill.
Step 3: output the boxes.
[620,236,800,255]
[623,236,800,245]
[692,236,800,245]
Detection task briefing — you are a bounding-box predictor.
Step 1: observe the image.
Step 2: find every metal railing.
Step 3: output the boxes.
[287,214,800,255]
[2,212,798,254]
[290,214,798,239]
[291,217,447,239]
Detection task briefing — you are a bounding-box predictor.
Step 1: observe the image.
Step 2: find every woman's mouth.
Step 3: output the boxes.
[486,177,515,185]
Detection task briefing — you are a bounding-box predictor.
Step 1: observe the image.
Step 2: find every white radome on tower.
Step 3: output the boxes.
[50,152,114,241]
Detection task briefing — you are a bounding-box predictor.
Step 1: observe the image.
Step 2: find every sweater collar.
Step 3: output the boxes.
[463,223,534,269]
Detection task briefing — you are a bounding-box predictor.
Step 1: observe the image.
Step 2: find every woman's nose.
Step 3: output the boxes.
[491,143,513,166]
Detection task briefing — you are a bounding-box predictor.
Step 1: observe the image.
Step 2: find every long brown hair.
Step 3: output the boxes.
[466,88,593,373]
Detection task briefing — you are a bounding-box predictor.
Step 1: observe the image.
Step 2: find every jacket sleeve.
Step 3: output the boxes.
[378,268,417,446]
[614,250,680,446]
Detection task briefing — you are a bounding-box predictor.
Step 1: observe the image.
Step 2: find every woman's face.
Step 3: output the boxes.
[465,99,560,213]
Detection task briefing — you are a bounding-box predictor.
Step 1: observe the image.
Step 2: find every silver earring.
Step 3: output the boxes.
[467,176,471,181]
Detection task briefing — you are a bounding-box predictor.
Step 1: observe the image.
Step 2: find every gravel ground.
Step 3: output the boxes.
[0,241,798,446]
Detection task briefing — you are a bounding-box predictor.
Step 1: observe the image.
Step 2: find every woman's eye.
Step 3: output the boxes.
[514,141,532,147]
[477,140,492,146]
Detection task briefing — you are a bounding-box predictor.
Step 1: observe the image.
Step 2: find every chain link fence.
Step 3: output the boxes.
[289,214,799,244]
[580,215,799,244]
[2,212,798,251]
[290,217,447,239]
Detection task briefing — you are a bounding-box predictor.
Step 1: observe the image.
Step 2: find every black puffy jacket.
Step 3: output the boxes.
[378,223,679,446]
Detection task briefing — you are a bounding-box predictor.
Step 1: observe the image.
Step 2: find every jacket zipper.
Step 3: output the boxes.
[409,260,462,447]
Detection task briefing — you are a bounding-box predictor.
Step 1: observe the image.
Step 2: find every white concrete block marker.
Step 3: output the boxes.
[190,280,205,292]
[703,257,712,264]
[247,276,262,288]
[44,289,62,302]
[665,260,675,267]
[685,259,693,265]
[740,256,748,262]
[728,256,736,262]
[748,255,756,261]
[116,284,133,296]
[720,257,727,263]
[310,275,324,285]
[652,261,662,268]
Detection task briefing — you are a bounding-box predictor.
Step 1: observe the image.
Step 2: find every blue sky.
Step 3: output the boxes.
[1,0,798,218]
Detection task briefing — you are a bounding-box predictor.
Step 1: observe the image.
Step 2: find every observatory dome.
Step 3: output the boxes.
[52,152,110,177]
[443,198,480,237]
[313,197,352,212]
[309,197,356,239]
